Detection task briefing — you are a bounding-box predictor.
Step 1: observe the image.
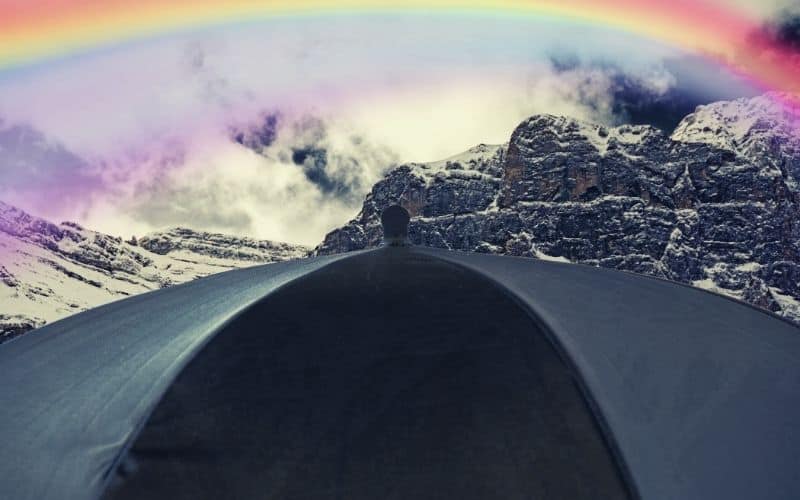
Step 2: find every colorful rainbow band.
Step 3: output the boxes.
[0,1,798,105]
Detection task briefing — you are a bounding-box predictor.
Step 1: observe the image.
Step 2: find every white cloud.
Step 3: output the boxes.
[0,12,762,244]
[78,114,398,246]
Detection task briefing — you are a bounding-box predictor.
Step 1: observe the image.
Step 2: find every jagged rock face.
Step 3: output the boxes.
[0,201,309,341]
[316,94,800,324]
[138,227,306,263]
[316,144,505,253]
[502,117,675,206]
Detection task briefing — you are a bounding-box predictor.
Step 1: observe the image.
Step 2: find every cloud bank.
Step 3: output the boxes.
[0,13,768,244]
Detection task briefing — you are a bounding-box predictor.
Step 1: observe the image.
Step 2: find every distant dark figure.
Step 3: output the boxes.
[381,205,410,246]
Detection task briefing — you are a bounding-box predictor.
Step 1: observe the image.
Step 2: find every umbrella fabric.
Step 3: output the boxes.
[0,253,352,500]
[0,245,798,500]
[102,248,629,500]
[424,248,800,500]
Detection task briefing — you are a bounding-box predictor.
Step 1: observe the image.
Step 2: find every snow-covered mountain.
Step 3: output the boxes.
[4,92,800,338]
[0,201,308,342]
[671,93,800,161]
[317,93,800,324]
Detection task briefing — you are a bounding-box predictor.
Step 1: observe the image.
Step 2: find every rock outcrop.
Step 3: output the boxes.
[317,94,800,323]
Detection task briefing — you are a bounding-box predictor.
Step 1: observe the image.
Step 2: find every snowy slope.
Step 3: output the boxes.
[0,201,308,342]
[671,93,800,153]
[671,92,800,188]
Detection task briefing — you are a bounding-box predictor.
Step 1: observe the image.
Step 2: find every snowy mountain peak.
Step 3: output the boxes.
[427,143,505,167]
[510,113,664,159]
[671,93,800,153]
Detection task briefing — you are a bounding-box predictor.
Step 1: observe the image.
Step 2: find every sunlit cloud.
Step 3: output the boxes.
[0,9,777,243]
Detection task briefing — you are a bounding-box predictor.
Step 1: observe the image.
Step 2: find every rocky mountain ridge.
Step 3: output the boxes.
[0,201,308,342]
[3,92,800,338]
[317,93,800,323]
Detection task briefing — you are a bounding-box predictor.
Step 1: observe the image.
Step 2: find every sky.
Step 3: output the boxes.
[0,1,797,245]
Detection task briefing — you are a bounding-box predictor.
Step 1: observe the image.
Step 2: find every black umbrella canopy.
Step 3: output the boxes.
[0,206,798,500]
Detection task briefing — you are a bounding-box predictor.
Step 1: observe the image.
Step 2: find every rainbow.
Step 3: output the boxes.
[1,0,799,107]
